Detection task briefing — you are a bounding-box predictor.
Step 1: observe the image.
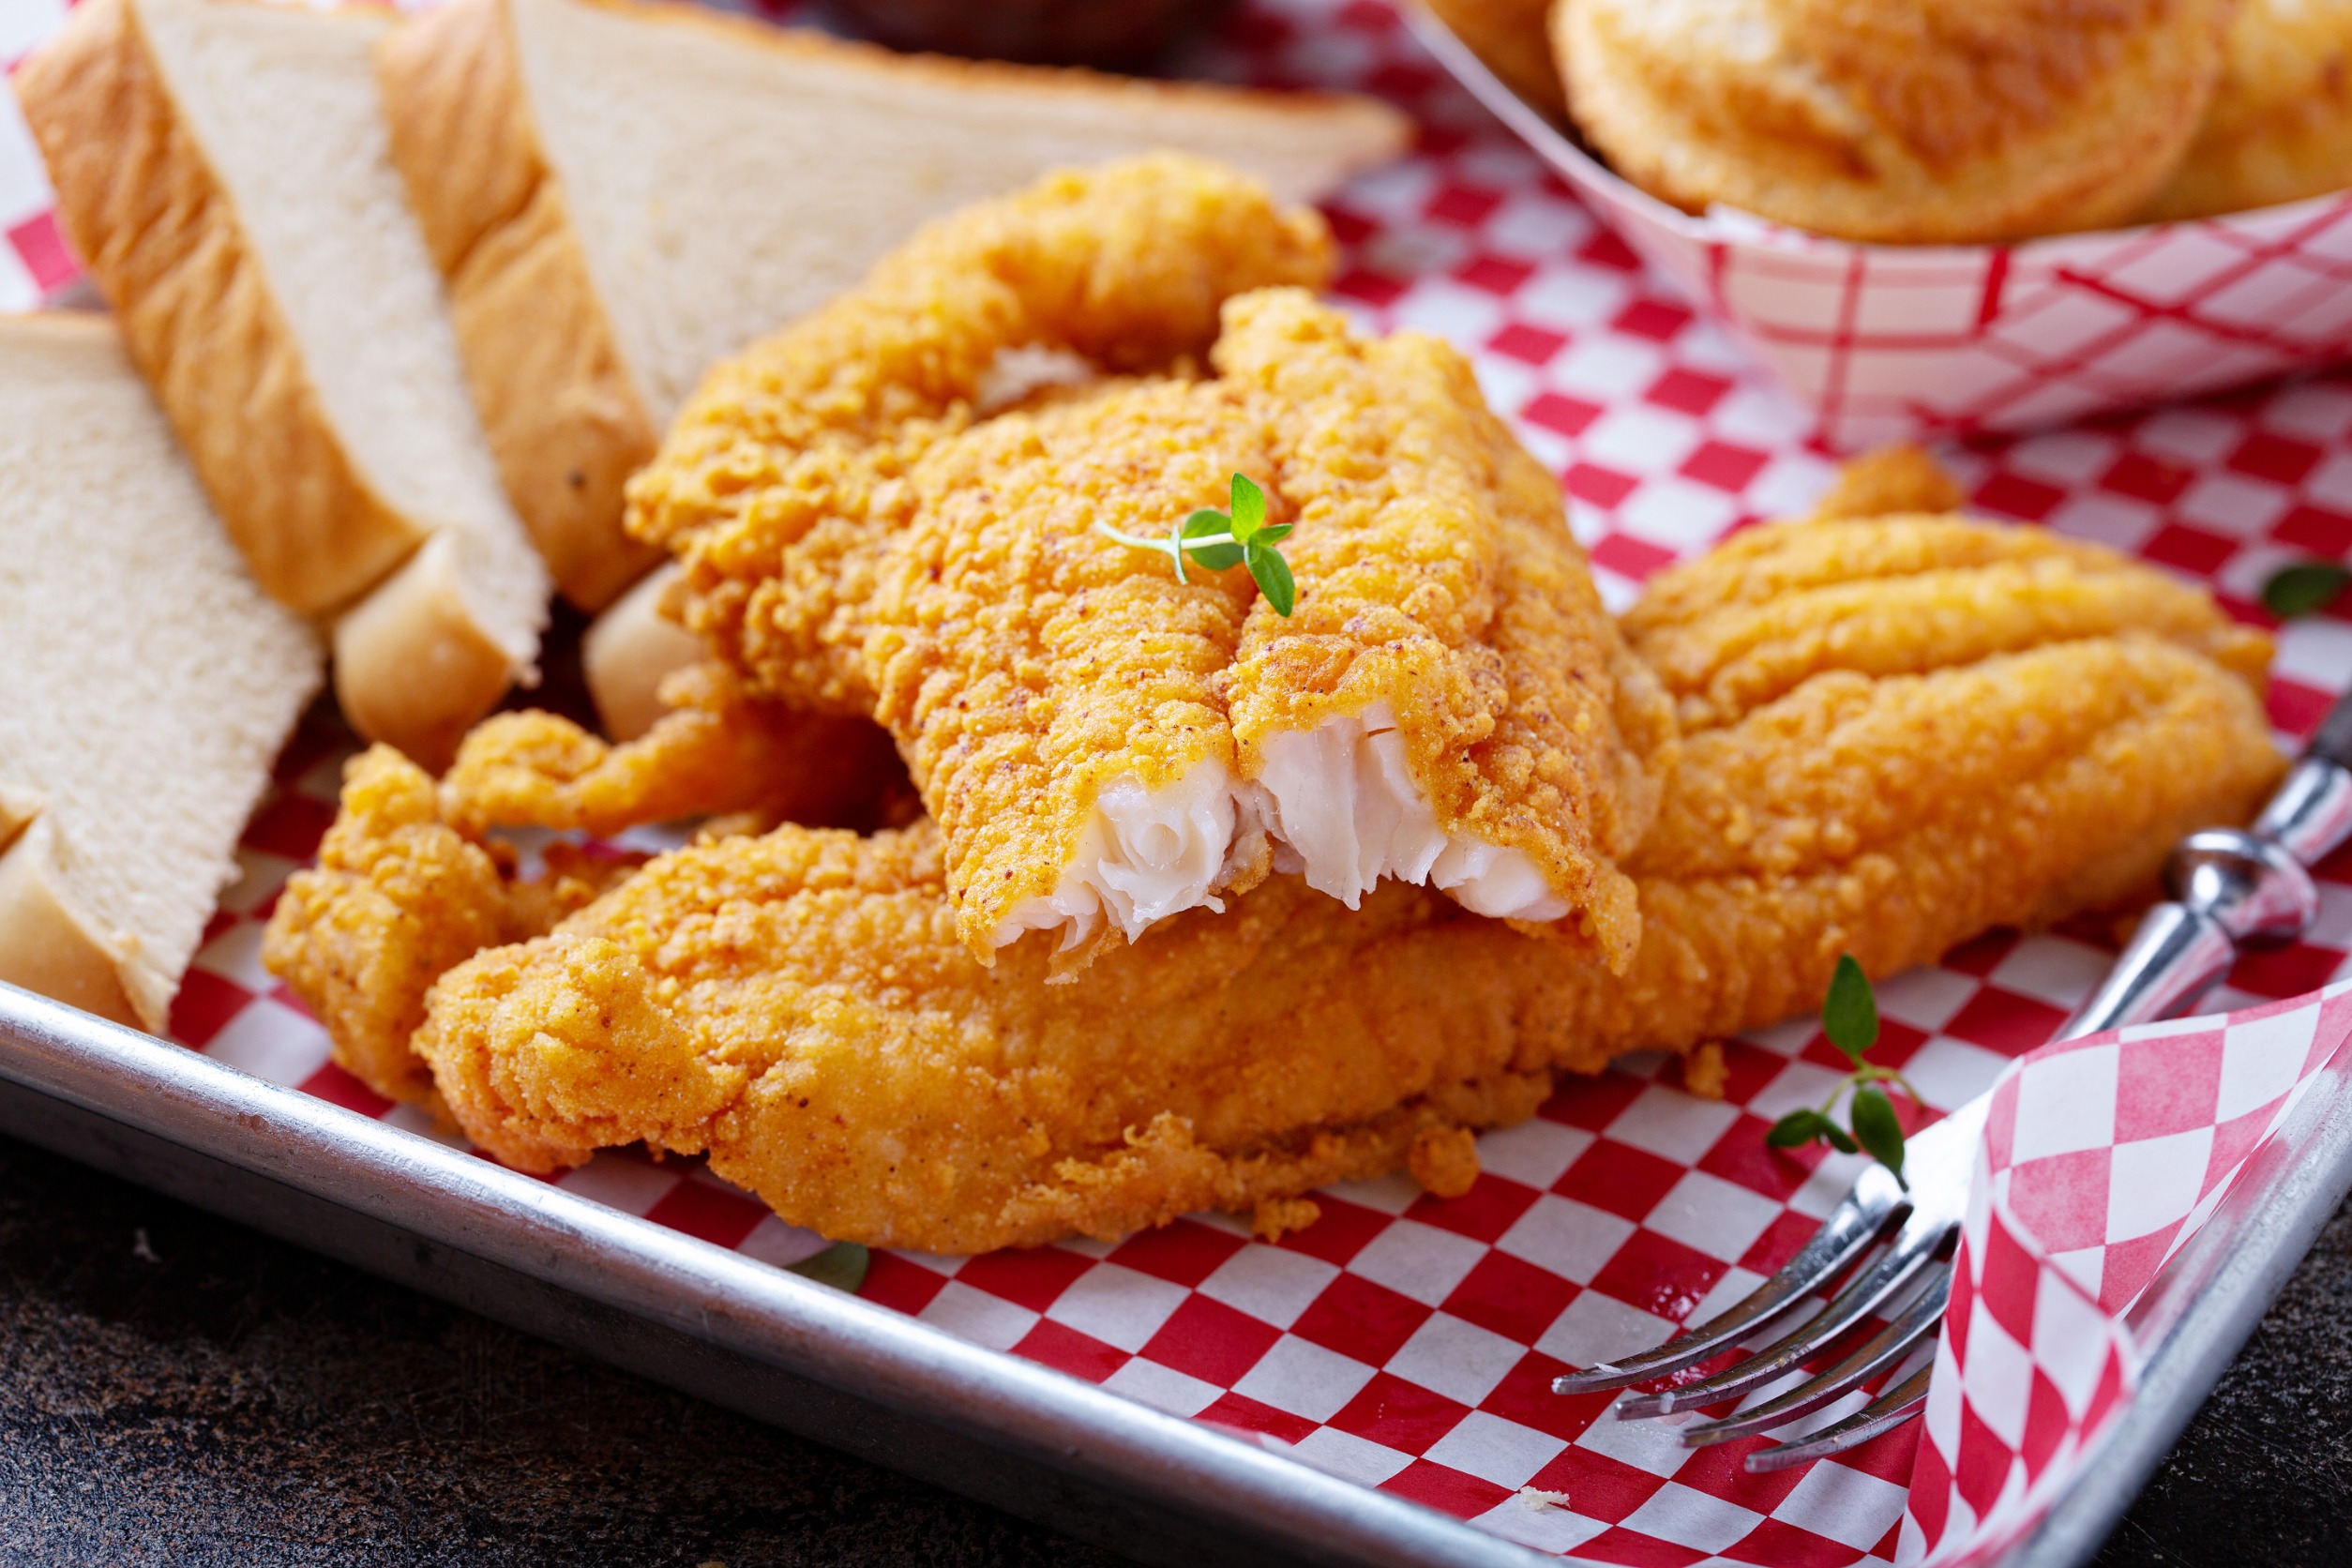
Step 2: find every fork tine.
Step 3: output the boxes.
[1743,1362,1935,1472]
[1613,1199,1948,1417]
[1551,1168,1907,1395]
[1674,1266,1950,1447]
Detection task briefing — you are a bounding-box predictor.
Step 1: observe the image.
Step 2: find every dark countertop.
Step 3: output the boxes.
[1,1129,2344,1568]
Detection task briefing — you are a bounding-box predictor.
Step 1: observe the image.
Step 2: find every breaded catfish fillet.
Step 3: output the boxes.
[264,517,2284,1253]
[439,662,912,839]
[259,749,642,1108]
[864,291,1671,967]
[866,376,1282,962]
[1216,291,1668,948]
[1622,514,2272,730]
[624,154,1333,715]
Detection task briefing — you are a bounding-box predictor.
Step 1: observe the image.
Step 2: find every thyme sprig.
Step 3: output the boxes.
[1766,955,1918,1186]
[1096,471,1296,615]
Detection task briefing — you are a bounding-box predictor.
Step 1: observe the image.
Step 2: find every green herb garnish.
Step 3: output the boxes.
[2262,561,2351,620]
[786,1241,870,1292]
[1097,472,1296,615]
[1765,955,1917,1186]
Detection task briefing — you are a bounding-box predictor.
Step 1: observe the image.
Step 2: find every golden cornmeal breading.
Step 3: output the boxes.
[259,748,641,1109]
[262,514,2284,1253]
[1804,444,1968,521]
[866,375,1280,963]
[2142,0,2352,220]
[864,290,1670,967]
[438,663,912,840]
[1622,514,2273,731]
[1215,289,1670,964]
[623,155,1333,715]
[1555,0,2237,242]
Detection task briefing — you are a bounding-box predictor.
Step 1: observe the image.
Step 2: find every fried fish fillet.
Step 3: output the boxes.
[865,290,1671,967]
[259,749,644,1108]
[624,154,1334,716]
[439,661,914,840]
[266,516,2282,1253]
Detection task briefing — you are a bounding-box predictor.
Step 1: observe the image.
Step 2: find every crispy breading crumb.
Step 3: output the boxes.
[1805,445,1966,520]
[1408,1126,1483,1199]
[1251,1197,1324,1243]
[1681,1041,1729,1101]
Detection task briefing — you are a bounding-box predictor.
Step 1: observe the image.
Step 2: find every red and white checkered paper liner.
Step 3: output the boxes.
[1907,986,2352,1565]
[14,0,2352,1561]
[1406,4,2352,454]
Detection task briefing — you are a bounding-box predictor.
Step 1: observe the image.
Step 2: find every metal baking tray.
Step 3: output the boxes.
[3,978,2347,1566]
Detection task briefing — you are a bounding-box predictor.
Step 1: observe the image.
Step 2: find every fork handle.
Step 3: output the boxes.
[2059,687,2352,1041]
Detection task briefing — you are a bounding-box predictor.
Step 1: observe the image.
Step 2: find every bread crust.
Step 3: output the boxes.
[1556,0,2236,244]
[580,562,705,742]
[375,0,1406,615]
[0,820,150,1033]
[16,0,429,614]
[334,535,520,773]
[376,0,662,612]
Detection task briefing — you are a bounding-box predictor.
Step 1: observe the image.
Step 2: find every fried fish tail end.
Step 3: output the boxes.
[261,746,641,1109]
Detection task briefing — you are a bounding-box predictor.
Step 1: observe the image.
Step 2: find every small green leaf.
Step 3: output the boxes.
[1766,1109,1824,1148]
[1821,954,1878,1066]
[1246,538,1295,616]
[1820,1122,1859,1156]
[1850,1087,1906,1185]
[1229,472,1268,540]
[2263,561,2352,620]
[786,1241,870,1292]
[1182,508,1243,570]
[1259,522,1293,545]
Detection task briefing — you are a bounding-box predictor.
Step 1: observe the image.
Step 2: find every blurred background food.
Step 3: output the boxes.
[812,0,1235,70]
[1425,0,2352,244]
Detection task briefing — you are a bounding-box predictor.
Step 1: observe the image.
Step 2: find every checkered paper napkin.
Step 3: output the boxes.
[1907,986,2352,1565]
[15,0,2352,1562]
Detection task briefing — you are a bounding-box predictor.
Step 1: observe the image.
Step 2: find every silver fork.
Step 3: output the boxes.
[1554,687,2352,1471]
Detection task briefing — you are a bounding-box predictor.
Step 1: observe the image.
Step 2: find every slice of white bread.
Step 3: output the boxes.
[377,0,1410,610]
[0,314,324,1033]
[17,0,550,768]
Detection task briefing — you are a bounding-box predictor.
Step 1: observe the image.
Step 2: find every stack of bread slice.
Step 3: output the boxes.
[379,0,1409,613]
[0,315,323,1033]
[20,0,552,772]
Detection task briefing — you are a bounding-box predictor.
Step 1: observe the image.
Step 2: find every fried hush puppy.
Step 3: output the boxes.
[2142,0,2352,221]
[265,515,2283,1254]
[865,289,1671,969]
[624,154,1333,716]
[1554,0,2237,244]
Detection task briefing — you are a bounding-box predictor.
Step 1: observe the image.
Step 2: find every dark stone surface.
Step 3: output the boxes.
[0,1134,1127,1568]
[2094,1200,2352,1568]
[3,1123,2347,1567]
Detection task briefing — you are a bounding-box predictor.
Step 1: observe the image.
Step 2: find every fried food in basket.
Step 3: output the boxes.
[624,154,1333,716]
[1551,0,2238,243]
[866,289,1671,968]
[1423,0,1561,112]
[2142,0,2352,221]
[264,510,2282,1253]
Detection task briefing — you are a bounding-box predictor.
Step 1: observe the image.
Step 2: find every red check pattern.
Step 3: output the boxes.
[10,0,2352,1561]
[1907,987,2352,1563]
